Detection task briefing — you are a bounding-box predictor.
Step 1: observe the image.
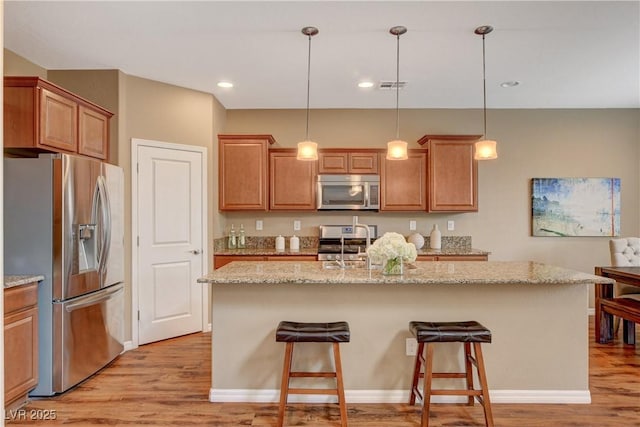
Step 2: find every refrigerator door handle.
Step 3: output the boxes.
[64,285,123,313]
[95,176,112,278]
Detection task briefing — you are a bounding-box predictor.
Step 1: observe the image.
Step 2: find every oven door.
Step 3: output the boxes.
[317,181,370,210]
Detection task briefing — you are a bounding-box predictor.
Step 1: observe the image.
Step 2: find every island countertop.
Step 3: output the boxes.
[4,275,45,289]
[198,260,612,286]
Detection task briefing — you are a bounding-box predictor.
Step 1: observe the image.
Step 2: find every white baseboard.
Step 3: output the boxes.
[208,388,591,404]
[123,340,135,352]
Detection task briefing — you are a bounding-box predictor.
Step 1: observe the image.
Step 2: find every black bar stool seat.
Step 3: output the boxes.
[409,320,494,427]
[276,321,350,427]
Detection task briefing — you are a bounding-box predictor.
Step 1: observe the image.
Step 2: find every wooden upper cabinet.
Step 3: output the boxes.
[218,134,275,211]
[380,150,428,211]
[40,88,78,153]
[270,149,317,211]
[318,149,379,174]
[4,77,112,160]
[78,105,109,160]
[418,135,480,212]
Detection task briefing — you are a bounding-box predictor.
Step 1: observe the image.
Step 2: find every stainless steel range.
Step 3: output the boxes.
[317,225,378,261]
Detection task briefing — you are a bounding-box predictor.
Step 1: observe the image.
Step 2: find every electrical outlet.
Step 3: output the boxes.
[409,220,416,231]
[293,220,301,231]
[447,220,455,231]
[406,338,418,356]
[256,220,263,231]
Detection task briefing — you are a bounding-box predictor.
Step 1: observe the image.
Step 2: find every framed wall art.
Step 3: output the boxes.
[531,178,620,237]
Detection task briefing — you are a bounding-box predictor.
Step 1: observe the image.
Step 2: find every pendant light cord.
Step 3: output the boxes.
[305,33,312,141]
[395,32,400,140]
[482,33,487,138]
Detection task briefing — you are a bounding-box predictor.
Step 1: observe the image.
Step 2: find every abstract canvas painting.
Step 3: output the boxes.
[531,178,620,237]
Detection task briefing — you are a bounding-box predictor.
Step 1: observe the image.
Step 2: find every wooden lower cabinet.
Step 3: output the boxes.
[214,255,317,269]
[4,282,39,410]
[417,255,488,261]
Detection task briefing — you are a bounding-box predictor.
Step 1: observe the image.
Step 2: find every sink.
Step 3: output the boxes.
[322,260,366,270]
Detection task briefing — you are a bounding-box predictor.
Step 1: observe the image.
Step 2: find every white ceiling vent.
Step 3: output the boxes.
[378,81,407,90]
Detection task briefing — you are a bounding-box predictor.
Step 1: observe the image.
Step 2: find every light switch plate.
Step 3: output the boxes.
[447,220,455,231]
[294,220,301,231]
[409,220,416,231]
[256,220,263,231]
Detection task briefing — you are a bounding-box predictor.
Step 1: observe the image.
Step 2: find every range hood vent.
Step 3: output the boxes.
[378,81,407,90]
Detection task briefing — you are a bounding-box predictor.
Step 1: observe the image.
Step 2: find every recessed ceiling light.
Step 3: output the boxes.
[217,81,233,88]
[358,81,374,88]
[500,81,520,88]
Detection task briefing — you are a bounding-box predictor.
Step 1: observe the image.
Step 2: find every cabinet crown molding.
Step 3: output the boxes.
[417,134,482,145]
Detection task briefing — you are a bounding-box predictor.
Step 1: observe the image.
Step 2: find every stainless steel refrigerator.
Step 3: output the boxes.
[4,153,125,396]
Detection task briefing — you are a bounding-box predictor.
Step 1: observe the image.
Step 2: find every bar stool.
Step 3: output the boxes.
[408,320,494,427]
[276,321,350,427]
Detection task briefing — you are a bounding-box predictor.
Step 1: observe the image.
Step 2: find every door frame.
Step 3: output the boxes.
[130,138,209,349]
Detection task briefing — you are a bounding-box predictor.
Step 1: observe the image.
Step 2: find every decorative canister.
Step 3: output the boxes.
[430,225,441,250]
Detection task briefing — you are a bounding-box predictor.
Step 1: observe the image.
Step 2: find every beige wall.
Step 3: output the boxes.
[3,48,46,78]
[224,109,640,287]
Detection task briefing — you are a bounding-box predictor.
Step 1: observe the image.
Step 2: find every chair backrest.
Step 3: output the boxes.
[609,237,640,266]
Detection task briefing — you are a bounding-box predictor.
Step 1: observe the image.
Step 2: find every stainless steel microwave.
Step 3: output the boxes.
[317,174,380,210]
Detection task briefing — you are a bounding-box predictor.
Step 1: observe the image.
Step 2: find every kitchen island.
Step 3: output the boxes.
[198,261,612,405]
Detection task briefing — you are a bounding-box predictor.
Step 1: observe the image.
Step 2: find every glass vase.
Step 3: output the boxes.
[383,257,404,275]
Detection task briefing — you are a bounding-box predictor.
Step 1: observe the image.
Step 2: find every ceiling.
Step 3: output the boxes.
[4,1,639,110]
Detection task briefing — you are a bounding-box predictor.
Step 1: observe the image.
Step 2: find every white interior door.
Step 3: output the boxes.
[136,142,205,345]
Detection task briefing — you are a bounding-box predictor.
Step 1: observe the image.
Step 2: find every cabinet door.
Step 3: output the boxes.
[429,139,478,212]
[318,152,348,174]
[380,150,428,211]
[266,256,317,261]
[78,105,109,160]
[39,88,78,152]
[219,135,273,211]
[214,255,265,269]
[437,255,488,261]
[4,283,39,407]
[270,150,317,211]
[349,152,378,174]
[318,150,379,174]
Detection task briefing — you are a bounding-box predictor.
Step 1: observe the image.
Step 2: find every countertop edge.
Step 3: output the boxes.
[4,275,45,289]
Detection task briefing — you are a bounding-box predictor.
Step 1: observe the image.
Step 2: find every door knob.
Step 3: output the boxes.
[189,249,201,255]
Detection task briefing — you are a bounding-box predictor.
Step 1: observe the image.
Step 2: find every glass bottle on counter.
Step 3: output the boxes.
[237,224,246,249]
[228,224,237,249]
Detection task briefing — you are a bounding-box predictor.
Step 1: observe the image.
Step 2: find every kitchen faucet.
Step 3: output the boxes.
[352,216,372,269]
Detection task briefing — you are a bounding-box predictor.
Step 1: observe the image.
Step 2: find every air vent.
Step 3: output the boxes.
[378,81,407,90]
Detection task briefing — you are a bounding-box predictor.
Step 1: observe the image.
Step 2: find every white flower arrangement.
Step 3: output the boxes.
[366,232,418,265]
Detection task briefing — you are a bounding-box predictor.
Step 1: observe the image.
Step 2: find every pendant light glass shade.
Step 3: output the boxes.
[297,26,319,161]
[474,25,498,161]
[296,141,318,160]
[387,26,408,161]
[387,140,409,160]
[474,139,497,160]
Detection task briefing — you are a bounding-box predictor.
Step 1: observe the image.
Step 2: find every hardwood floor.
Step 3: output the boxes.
[6,318,639,426]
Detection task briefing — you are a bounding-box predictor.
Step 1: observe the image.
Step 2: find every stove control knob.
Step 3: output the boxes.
[348,254,356,260]
[326,254,334,261]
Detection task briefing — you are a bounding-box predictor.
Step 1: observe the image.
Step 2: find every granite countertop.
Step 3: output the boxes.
[416,248,490,256]
[4,275,45,289]
[198,261,613,286]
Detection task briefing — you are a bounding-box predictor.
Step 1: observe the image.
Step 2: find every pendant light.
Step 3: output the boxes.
[474,25,498,160]
[296,26,319,161]
[386,26,408,161]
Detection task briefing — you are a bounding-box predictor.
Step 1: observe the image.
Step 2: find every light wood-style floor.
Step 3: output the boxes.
[7,318,639,426]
